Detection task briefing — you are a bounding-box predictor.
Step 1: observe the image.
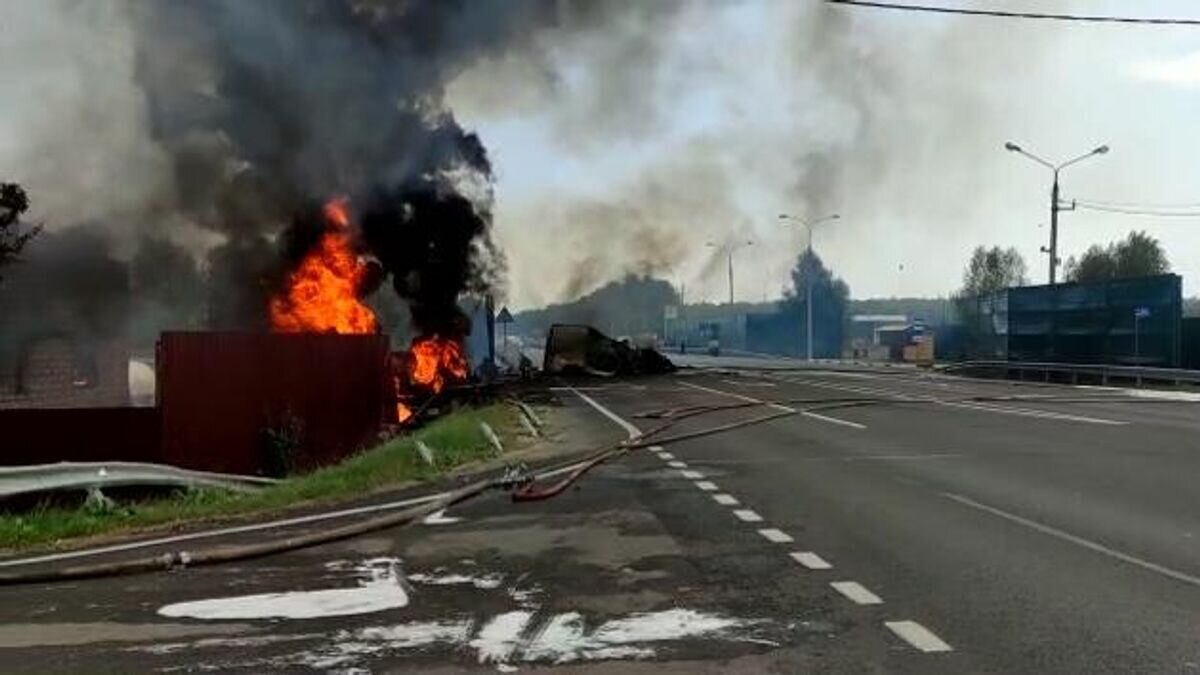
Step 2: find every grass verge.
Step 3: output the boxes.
[0,403,520,552]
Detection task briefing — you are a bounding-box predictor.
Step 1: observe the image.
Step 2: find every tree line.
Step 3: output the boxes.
[960,230,1171,298]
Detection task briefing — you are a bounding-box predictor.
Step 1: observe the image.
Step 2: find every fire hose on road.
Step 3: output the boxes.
[0,389,1171,585]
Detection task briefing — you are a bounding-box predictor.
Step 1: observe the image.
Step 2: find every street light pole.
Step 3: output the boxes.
[707,240,754,305]
[1004,142,1109,285]
[779,213,839,361]
[727,248,734,304]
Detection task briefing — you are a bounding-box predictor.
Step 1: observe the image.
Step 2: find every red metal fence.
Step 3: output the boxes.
[157,332,390,475]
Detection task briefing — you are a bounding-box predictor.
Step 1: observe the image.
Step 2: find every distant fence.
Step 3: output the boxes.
[956,274,1183,367]
[0,407,161,466]
[940,360,1200,387]
[1184,317,1200,370]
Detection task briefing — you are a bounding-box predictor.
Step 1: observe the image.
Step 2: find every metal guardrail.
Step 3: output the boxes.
[0,462,279,500]
[939,360,1200,387]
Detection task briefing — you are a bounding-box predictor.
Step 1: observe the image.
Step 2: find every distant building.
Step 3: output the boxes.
[0,231,131,409]
[0,336,130,409]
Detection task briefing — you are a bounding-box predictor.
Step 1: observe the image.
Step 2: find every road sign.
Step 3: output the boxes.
[1134,307,1151,319]
[664,305,678,320]
[497,306,514,323]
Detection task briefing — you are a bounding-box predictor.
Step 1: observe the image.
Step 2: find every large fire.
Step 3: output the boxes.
[269,198,377,334]
[270,198,469,425]
[393,335,468,423]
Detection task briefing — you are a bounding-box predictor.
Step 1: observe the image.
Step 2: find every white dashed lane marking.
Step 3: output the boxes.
[570,381,954,658]
[790,552,832,570]
[885,620,953,653]
[680,470,705,479]
[830,581,883,605]
[733,509,764,523]
[757,528,794,543]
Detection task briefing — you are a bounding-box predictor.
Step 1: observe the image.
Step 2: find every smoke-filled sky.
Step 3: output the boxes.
[447,0,1200,307]
[5,0,1200,314]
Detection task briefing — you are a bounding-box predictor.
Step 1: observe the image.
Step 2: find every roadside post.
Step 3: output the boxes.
[1134,306,1151,364]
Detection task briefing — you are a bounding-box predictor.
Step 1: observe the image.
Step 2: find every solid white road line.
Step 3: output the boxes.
[781,375,1128,426]
[830,581,883,605]
[733,509,764,522]
[679,380,795,412]
[713,494,740,506]
[801,410,867,429]
[679,380,865,429]
[936,400,1126,426]
[790,551,832,570]
[667,460,688,469]
[720,379,777,388]
[694,481,719,491]
[567,387,640,439]
[885,620,953,653]
[777,376,907,400]
[758,528,794,543]
[943,492,1200,588]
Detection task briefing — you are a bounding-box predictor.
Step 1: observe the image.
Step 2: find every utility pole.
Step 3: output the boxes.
[1049,176,1059,285]
[1005,142,1109,285]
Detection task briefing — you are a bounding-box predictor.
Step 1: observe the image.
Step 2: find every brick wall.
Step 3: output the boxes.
[0,337,130,409]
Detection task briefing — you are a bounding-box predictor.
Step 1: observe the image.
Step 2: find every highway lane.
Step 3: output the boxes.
[4,365,1198,672]
[583,368,1200,673]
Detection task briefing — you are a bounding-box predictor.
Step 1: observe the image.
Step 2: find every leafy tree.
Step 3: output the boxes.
[0,183,41,280]
[1064,245,1114,283]
[1064,231,1170,283]
[781,249,850,357]
[959,246,1027,296]
[954,246,1027,359]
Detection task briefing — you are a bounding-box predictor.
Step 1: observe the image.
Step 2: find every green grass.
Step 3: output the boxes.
[0,403,519,551]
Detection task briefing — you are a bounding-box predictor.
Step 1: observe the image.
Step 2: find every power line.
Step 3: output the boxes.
[1074,203,1200,218]
[827,1,1200,25]
[1074,198,1200,210]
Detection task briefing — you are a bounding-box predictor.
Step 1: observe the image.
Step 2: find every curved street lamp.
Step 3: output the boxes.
[706,239,754,305]
[778,213,840,361]
[1004,142,1109,284]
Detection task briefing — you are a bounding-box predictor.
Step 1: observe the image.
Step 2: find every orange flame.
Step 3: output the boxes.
[389,337,467,426]
[396,401,413,424]
[409,335,468,394]
[270,197,377,334]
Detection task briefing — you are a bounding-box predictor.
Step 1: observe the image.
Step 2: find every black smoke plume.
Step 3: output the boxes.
[128,0,516,336]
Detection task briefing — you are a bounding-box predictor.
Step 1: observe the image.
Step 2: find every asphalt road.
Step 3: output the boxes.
[587,363,1200,673]
[3,361,1200,672]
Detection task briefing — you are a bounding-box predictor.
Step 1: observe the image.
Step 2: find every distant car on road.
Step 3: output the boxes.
[707,339,720,356]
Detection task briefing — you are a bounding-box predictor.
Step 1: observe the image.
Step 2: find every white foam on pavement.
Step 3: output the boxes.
[158,561,407,620]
